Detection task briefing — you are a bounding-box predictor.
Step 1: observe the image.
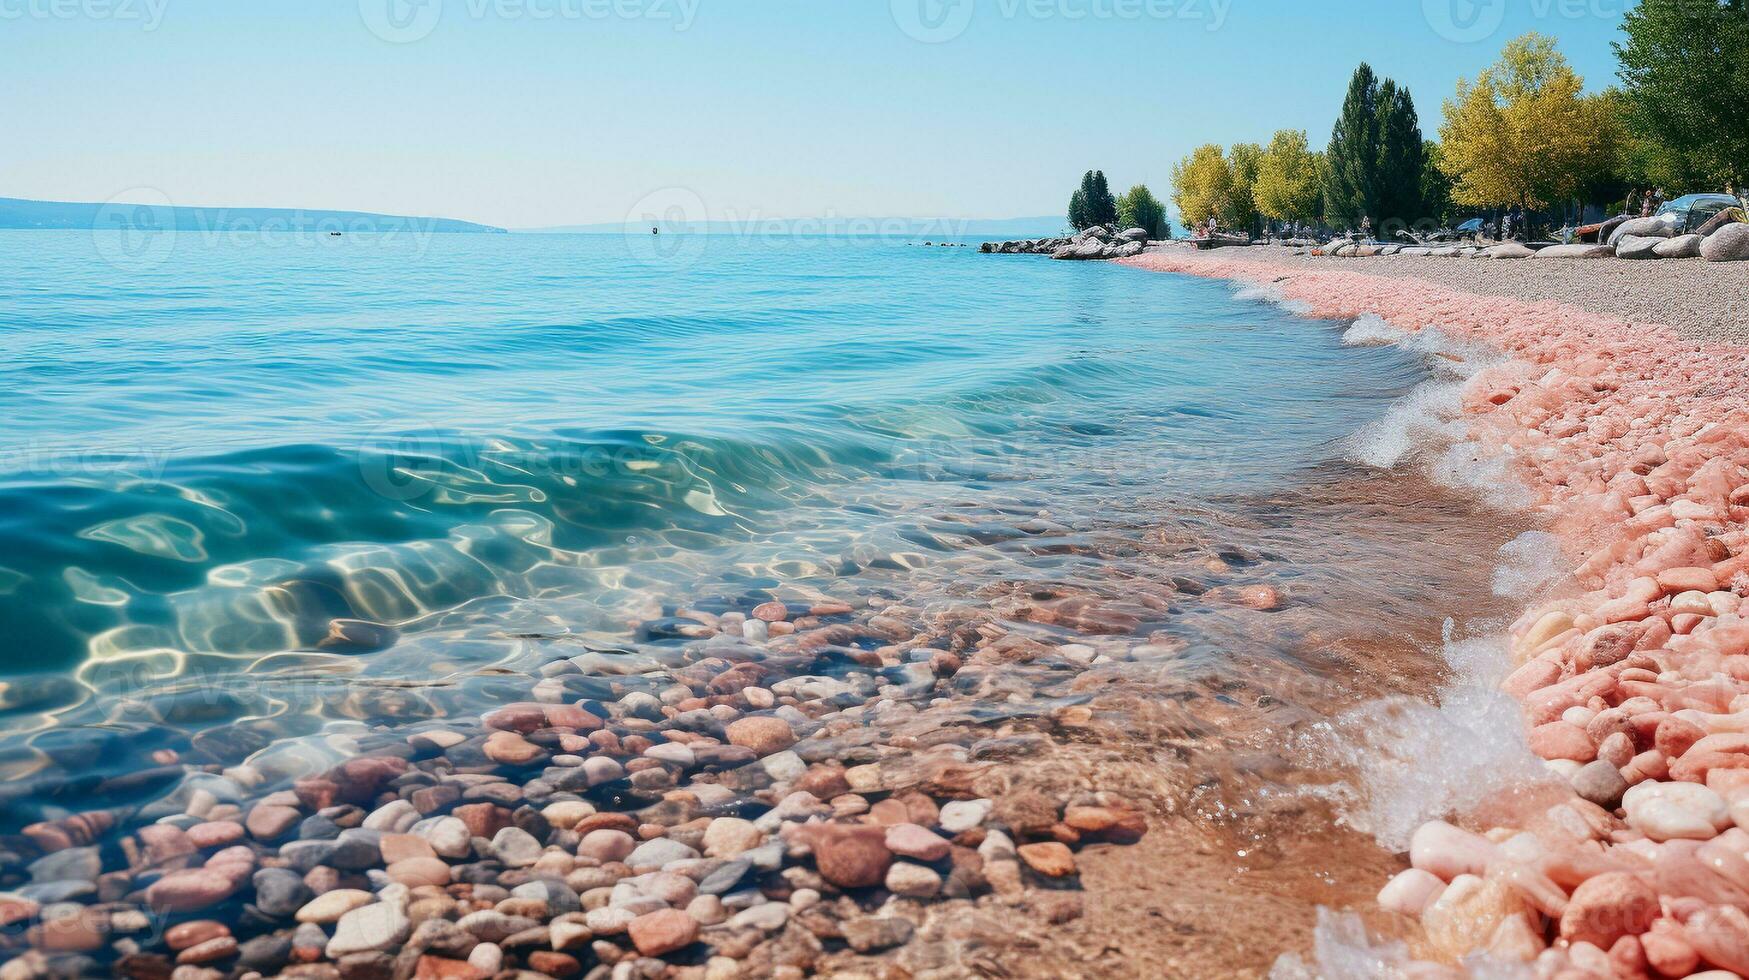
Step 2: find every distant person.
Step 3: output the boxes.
[1360,216,1372,241]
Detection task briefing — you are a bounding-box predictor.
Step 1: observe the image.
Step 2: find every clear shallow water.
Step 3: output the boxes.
[0,230,1433,788]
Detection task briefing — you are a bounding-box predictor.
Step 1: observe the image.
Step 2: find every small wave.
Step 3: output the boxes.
[1298,622,1554,853]
[1273,907,1535,980]
[1340,314,1402,347]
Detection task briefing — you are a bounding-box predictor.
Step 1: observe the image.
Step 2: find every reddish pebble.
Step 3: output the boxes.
[627,908,698,957]
[724,716,796,755]
[751,601,789,622]
[1559,872,1658,948]
[1018,841,1077,878]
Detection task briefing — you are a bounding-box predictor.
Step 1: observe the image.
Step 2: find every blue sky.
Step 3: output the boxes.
[1,0,1634,228]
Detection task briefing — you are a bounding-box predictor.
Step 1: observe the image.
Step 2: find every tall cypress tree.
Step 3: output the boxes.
[1325,64,1382,227]
[1088,171,1118,226]
[1375,80,1428,228]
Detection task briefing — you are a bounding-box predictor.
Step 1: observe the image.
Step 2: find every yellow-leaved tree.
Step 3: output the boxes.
[1439,33,1601,210]
[1254,129,1325,226]
[1170,144,1233,232]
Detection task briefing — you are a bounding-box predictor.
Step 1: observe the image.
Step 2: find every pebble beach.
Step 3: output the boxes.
[1124,246,1749,978]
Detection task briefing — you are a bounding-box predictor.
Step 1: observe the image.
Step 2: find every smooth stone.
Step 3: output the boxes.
[884,824,950,862]
[627,908,698,957]
[724,716,796,756]
[885,862,942,898]
[296,889,375,924]
[1623,781,1730,841]
[252,868,312,918]
[578,829,636,863]
[701,818,762,859]
[326,901,410,958]
[419,817,472,859]
[1409,821,1498,881]
[728,902,789,931]
[1702,222,1749,262]
[938,800,990,834]
[490,827,542,868]
[1559,871,1659,948]
[1017,841,1076,877]
[625,838,699,870]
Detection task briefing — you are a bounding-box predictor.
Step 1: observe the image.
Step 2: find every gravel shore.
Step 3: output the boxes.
[1170,244,1748,344]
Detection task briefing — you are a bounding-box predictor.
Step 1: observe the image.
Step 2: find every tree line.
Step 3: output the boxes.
[1071,1,1746,237]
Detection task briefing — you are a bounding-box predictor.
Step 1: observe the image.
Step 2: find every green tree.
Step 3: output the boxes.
[1068,188,1090,230]
[1375,80,1428,229]
[1420,141,1455,226]
[1438,34,1603,210]
[1226,142,1264,234]
[1071,170,1119,228]
[1255,130,1325,226]
[1325,63,1383,227]
[1116,184,1168,238]
[1615,0,1749,189]
[1170,144,1233,231]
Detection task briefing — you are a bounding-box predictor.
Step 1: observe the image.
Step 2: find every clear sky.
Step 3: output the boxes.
[1,0,1634,229]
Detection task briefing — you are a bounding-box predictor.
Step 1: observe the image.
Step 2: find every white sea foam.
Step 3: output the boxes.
[1340,313,1402,347]
[1492,531,1567,598]
[1232,280,1312,315]
[1273,908,1537,979]
[1299,622,1554,853]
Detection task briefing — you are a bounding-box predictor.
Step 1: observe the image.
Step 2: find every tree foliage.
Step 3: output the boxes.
[1420,140,1455,225]
[1324,64,1382,226]
[1438,34,1604,209]
[1116,184,1168,238]
[1170,144,1233,231]
[1374,80,1428,228]
[1324,64,1427,229]
[1615,0,1749,189]
[1226,143,1264,233]
[1068,171,1119,229]
[1254,130,1325,225]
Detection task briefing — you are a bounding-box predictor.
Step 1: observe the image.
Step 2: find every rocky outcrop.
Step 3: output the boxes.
[1483,242,1535,259]
[1606,215,1678,246]
[1614,235,1665,259]
[979,224,1150,260]
[1652,233,1704,258]
[1534,243,1615,259]
[1701,222,1749,262]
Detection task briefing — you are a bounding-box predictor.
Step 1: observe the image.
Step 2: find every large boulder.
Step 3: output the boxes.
[1535,243,1614,259]
[1118,227,1148,242]
[1615,235,1664,259]
[1484,242,1535,259]
[1653,234,1704,258]
[1607,215,1677,246]
[1702,222,1749,262]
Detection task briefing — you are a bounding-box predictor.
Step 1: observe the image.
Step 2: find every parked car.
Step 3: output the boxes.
[1655,194,1744,234]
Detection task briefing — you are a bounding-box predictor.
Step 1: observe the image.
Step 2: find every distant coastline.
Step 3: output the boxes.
[0,196,506,234]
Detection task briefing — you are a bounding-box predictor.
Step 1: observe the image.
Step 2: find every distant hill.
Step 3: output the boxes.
[524,216,1072,238]
[0,197,506,234]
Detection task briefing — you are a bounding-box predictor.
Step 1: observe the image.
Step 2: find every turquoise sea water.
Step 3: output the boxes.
[0,230,1431,792]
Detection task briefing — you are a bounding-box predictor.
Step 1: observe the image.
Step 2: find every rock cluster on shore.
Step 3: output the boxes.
[0,594,1152,979]
[1296,214,1749,263]
[978,225,1151,260]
